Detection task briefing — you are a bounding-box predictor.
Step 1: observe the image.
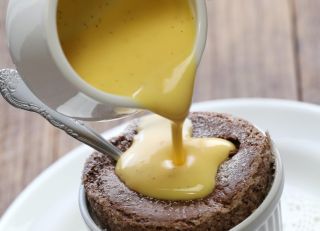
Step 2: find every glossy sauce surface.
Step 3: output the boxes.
[116,115,236,200]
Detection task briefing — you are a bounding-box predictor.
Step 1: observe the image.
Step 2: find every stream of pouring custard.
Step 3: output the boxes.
[58,0,236,200]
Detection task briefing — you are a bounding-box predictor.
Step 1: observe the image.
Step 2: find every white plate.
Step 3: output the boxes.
[1,99,320,231]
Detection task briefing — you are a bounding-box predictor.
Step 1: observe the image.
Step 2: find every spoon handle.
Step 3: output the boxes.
[0,69,121,160]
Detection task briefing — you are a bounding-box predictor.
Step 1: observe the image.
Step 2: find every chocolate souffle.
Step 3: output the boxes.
[82,112,275,231]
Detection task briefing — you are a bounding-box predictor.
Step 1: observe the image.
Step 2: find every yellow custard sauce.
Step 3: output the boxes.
[58,0,236,200]
[57,0,196,121]
[116,115,236,200]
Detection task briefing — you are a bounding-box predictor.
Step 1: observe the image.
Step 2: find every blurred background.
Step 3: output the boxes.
[1,0,320,216]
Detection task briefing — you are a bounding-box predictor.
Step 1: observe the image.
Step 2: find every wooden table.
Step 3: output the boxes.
[1,0,320,216]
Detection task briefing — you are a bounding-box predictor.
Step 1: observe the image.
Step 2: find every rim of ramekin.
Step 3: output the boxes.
[79,135,284,231]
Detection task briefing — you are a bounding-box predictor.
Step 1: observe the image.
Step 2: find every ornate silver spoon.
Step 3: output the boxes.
[0,69,122,160]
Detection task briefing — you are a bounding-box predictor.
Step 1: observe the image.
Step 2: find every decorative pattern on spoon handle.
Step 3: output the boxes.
[0,69,80,138]
[0,68,121,159]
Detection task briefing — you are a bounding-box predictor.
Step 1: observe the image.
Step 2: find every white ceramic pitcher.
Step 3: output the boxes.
[6,0,207,121]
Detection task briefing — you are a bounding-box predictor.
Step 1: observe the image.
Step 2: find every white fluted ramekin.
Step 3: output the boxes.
[79,136,284,231]
[229,136,284,231]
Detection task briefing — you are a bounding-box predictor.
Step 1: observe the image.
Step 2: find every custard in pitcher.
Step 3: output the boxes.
[57,0,196,121]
